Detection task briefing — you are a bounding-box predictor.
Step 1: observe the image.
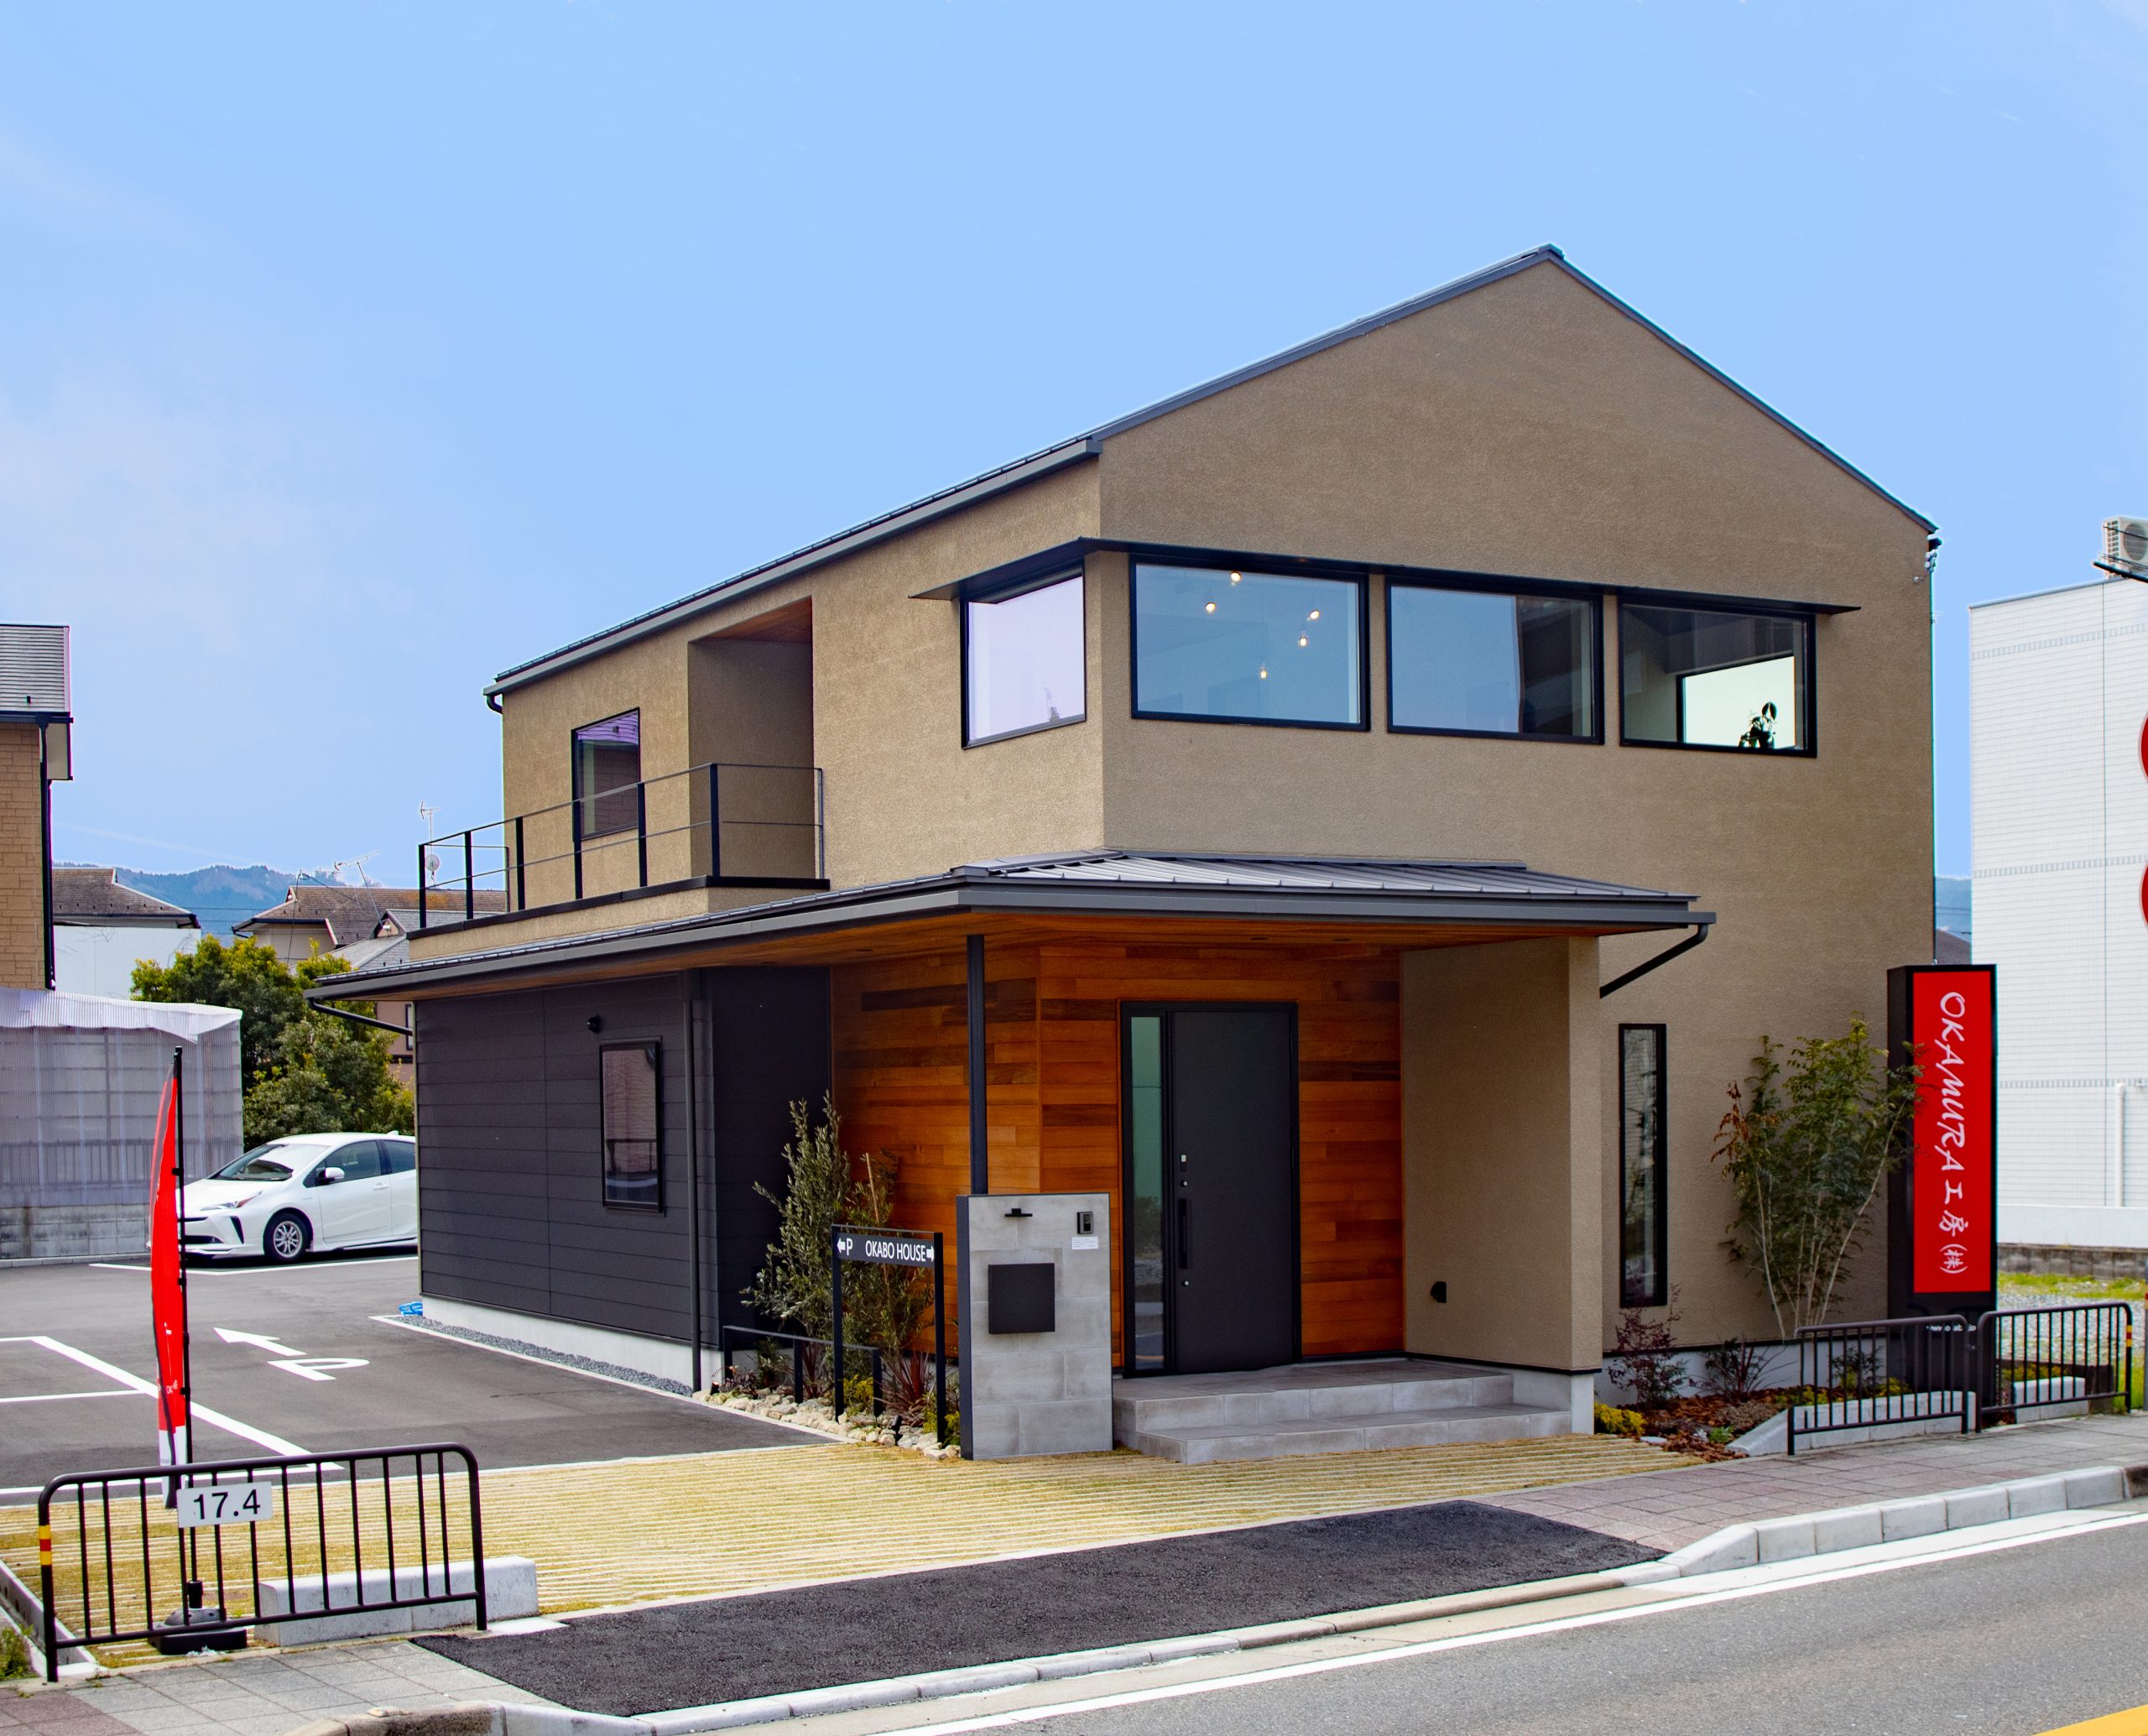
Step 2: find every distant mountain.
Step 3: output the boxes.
[56,863,321,940]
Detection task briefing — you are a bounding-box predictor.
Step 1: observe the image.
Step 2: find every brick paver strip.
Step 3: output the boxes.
[1484,1413,2148,1551]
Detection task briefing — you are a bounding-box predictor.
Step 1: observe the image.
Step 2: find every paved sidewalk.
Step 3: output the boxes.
[1485,1410,2148,1551]
[0,1642,547,1736]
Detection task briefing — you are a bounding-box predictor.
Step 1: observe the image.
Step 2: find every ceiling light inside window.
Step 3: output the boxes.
[1308,609,1321,621]
[1229,572,1242,584]
[1259,665,1268,679]
[1298,635,1309,647]
[1204,601,1216,613]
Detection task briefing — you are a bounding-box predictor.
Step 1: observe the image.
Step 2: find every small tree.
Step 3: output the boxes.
[748,1097,855,1343]
[1713,1018,1919,1337]
[133,936,412,1147]
[1608,1287,1686,1410]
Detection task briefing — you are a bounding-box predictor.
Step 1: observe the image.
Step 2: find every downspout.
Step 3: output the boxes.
[2110,1082,2128,1210]
[684,969,706,1395]
[1598,923,1711,999]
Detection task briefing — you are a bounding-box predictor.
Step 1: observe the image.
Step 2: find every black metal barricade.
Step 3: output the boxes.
[35,1444,485,1680]
[1977,1302,2135,1425]
[1789,1314,1973,1455]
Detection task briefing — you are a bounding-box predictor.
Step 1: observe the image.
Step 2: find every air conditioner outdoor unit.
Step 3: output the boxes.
[2106,516,2148,576]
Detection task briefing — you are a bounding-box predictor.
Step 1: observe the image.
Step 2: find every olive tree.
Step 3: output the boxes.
[1713,1018,1920,1337]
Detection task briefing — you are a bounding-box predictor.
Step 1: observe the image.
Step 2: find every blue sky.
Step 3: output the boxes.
[4,2,2144,884]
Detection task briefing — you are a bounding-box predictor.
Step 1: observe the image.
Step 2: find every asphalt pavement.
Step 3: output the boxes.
[0,1255,814,1495]
[423,1500,1652,1714]
[900,1514,2148,1736]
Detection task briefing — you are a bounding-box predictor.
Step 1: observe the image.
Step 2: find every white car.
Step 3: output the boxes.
[179,1134,419,1263]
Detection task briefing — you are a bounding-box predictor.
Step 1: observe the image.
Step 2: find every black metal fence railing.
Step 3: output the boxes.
[35,1444,485,1680]
[418,759,826,926]
[1789,1314,1975,1455]
[1977,1303,2135,1426]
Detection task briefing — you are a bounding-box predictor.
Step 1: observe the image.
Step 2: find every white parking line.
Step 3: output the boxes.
[0,1389,136,1405]
[91,1255,418,1275]
[0,1336,305,1457]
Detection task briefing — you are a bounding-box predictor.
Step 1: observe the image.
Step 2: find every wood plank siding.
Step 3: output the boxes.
[831,936,1404,1362]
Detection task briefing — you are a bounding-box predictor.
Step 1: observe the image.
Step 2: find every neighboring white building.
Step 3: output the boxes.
[1970,569,2148,1251]
[51,868,199,999]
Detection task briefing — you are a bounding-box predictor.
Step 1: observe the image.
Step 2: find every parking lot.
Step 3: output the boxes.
[0,1254,816,1498]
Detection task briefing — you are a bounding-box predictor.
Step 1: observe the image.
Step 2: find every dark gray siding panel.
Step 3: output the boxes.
[414,966,829,1351]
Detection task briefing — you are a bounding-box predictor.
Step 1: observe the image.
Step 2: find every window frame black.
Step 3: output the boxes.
[1614,600,1819,759]
[570,709,644,841]
[1618,1022,1670,1310]
[597,1037,665,1214]
[959,567,1090,750]
[1129,560,1371,733]
[1384,574,1604,745]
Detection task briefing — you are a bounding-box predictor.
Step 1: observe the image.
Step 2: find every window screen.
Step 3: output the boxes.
[965,574,1086,745]
[1389,585,1597,738]
[1133,563,1363,727]
[1619,1024,1667,1307]
[600,1041,662,1210]
[1619,604,1811,751]
[574,712,643,838]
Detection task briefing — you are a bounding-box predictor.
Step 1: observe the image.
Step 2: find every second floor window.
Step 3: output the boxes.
[964,573,1087,746]
[1133,563,1364,728]
[573,711,641,837]
[1620,602,1812,753]
[1388,583,1598,740]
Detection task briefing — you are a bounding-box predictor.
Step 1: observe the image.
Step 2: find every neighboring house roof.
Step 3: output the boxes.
[0,988,237,1040]
[330,931,409,974]
[237,886,506,950]
[50,868,199,928]
[486,244,1934,699]
[1934,928,1973,966]
[307,848,1711,1000]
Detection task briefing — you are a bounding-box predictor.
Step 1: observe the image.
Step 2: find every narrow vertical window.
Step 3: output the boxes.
[600,1040,663,1210]
[574,712,643,838]
[1125,1014,1165,1371]
[1619,1024,1667,1307]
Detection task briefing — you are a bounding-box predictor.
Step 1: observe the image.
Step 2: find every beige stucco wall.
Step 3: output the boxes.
[462,257,1930,1354]
[492,459,1106,902]
[1085,260,1931,1350]
[1403,938,1603,1372]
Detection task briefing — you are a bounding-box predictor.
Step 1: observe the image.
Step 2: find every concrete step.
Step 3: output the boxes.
[1121,1402,1575,1465]
[1112,1361,1514,1436]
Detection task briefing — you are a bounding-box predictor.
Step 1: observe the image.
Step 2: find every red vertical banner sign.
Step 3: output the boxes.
[1909,969,1996,1294]
[148,1050,191,1468]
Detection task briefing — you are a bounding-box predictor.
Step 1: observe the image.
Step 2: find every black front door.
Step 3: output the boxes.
[1124,1004,1298,1375]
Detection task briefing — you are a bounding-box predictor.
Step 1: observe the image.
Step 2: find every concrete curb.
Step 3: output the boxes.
[287,1462,2148,1734]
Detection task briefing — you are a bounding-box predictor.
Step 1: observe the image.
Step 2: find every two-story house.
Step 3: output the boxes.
[314,247,1936,1455]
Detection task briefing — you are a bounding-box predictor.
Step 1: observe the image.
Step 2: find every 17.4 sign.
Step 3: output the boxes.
[175,1482,276,1530]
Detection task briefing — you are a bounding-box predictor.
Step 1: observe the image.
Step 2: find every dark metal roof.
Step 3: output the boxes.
[50,868,198,926]
[305,849,1711,1001]
[485,244,1932,698]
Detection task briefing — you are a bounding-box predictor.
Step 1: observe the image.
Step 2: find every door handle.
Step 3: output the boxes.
[1177,1198,1188,1269]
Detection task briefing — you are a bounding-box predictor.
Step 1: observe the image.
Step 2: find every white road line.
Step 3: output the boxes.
[0,1389,137,1405]
[896,1509,2148,1733]
[89,1264,149,1272]
[91,1255,418,1276]
[0,1336,305,1457]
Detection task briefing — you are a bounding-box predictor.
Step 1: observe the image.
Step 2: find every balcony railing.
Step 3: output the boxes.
[418,760,825,928]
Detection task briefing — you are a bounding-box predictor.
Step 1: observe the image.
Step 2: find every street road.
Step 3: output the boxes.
[0,1255,812,1494]
[885,1514,2148,1736]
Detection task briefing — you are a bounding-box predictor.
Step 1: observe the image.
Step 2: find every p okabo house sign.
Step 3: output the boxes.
[1889,964,1998,1317]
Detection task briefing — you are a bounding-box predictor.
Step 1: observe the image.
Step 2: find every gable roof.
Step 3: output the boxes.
[51,868,199,927]
[487,246,1932,698]
[237,885,508,948]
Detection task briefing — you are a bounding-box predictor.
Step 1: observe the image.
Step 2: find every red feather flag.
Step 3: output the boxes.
[148,1057,190,1468]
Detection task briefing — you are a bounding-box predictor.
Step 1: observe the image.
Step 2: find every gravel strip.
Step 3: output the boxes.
[395,1316,694,1395]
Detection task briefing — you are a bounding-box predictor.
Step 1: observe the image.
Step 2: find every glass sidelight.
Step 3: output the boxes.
[1126,1014,1166,1371]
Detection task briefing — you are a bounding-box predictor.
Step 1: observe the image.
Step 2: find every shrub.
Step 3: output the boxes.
[1608,1289,1686,1410]
[1702,1336,1770,1400]
[1593,1402,1645,1438]
[0,1617,29,1681]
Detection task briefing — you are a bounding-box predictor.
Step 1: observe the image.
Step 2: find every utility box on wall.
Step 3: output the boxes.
[957,1191,1111,1459]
